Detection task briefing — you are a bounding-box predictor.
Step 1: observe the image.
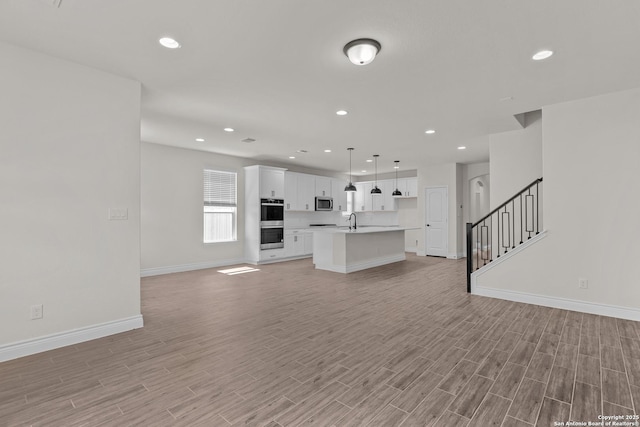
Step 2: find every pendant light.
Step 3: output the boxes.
[371,154,382,194]
[392,160,402,196]
[344,148,357,192]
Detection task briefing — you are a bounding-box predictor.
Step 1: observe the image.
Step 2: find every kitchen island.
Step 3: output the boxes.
[312,227,413,273]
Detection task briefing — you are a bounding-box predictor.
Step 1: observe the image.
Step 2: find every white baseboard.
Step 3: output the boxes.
[141,258,246,277]
[316,254,406,274]
[472,286,640,322]
[0,315,144,363]
[447,252,464,260]
[405,246,418,253]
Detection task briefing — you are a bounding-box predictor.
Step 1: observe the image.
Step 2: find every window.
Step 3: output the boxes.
[204,169,237,243]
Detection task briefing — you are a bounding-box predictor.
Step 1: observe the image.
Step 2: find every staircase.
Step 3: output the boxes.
[466,178,543,292]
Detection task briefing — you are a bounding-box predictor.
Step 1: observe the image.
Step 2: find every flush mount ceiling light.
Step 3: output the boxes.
[425,129,436,134]
[336,110,348,116]
[344,148,357,192]
[159,37,181,49]
[371,155,382,194]
[195,138,204,142]
[224,128,234,132]
[343,38,382,66]
[532,50,553,60]
[458,146,466,150]
[392,161,402,197]
[289,156,295,159]
[324,149,332,153]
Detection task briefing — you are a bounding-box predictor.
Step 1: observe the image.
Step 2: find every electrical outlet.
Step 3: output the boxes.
[578,278,588,289]
[108,208,128,220]
[31,304,43,320]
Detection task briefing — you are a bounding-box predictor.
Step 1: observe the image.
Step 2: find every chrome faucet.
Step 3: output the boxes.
[347,212,357,230]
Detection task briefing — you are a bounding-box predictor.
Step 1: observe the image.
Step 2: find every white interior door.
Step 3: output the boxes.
[425,187,448,257]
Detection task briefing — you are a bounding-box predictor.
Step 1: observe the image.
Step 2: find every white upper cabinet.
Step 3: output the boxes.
[331,179,348,212]
[353,179,403,211]
[260,167,285,199]
[394,177,418,198]
[372,180,395,211]
[285,171,314,211]
[284,172,298,210]
[354,182,373,212]
[297,173,315,211]
[315,177,331,197]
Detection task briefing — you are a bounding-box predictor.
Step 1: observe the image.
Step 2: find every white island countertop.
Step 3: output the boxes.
[312,226,416,273]
[312,226,418,234]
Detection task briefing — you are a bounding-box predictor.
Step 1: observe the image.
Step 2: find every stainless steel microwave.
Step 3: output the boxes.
[315,197,333,211]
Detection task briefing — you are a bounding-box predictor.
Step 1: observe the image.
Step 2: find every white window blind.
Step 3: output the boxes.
[204,169,237,243]
[204,169,237,207]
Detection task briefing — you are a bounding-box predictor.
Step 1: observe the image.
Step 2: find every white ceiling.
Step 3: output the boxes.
[2,0,640,176]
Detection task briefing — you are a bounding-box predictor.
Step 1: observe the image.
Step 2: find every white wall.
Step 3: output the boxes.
[416,163,462,258]
[460,163,490,258]
[489,110,542,208]
[0,42,142,352]
[475,88,640,315]
[141,142,256,273]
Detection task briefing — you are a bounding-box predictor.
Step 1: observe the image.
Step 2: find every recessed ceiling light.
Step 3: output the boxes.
[425,129,436,134]
[458,146,466,150]
[336,110,348,116]
[394,166,400,169]
[195,138,204,142]
[324,149,332,153]
[532,50,553,61]
[159,37,181,49]
[289,156,296,159]
[366,159,373,163]
[224,128,234,132]
[361,170,367,173]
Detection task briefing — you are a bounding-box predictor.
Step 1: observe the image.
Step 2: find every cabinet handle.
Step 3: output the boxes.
[306,204,309,210]
[287,203,290,209]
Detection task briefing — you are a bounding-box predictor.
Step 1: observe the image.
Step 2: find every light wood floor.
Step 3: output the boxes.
[2,254,640,426]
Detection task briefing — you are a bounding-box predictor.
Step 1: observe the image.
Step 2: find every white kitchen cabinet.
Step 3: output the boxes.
[259,167,285,199]
[331,179,348,211]
[372,180,395,211]
[315,177,331,197]
[297,173,315,211]
[244,165,287,265]
[284,171,298,210]
[394,177,418,198]
[259,248,286,262]
[354,183,365,212]
[405,177,418,197]
[284,232,304,257]
[284,230,312,257]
